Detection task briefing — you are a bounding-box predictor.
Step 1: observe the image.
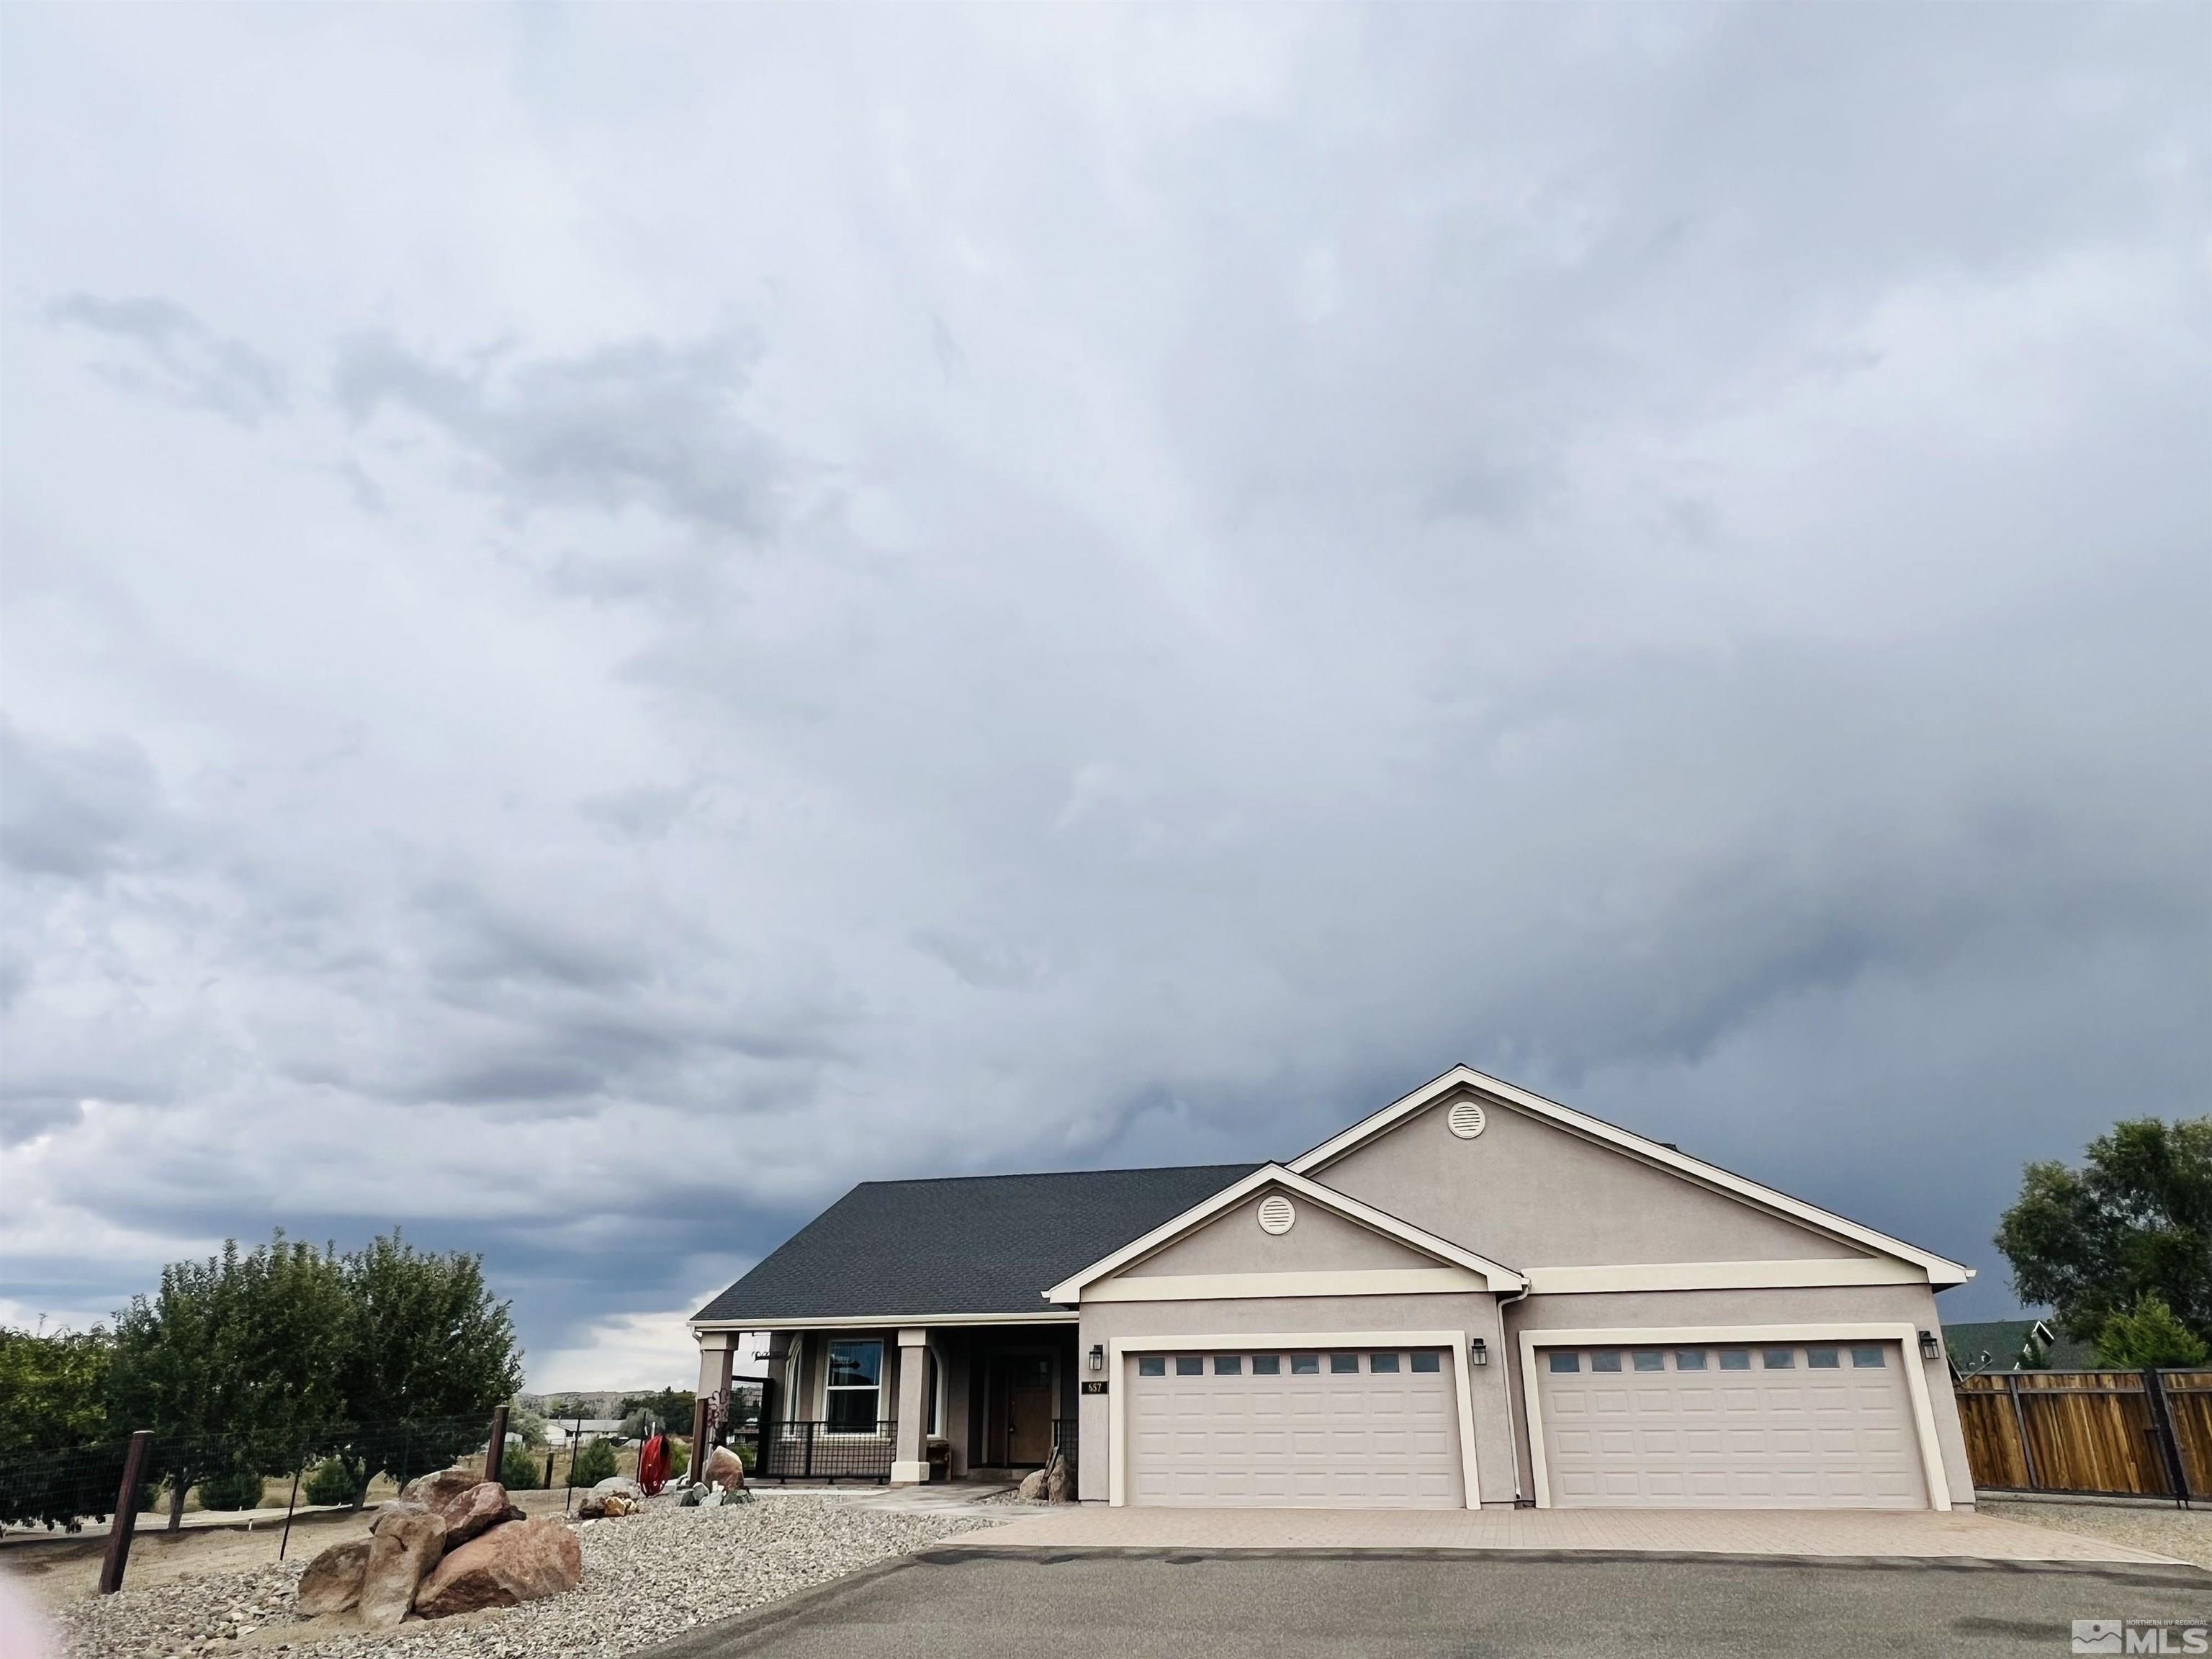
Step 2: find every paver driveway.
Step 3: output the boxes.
[642,1547,2212,1659]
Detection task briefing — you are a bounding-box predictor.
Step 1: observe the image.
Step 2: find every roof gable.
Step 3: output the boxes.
[1043,1164,1526,1302]
[1290,1066,1972,1285]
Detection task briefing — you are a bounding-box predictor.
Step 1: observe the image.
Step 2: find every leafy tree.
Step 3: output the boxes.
[109,1235,351,1531]
[323,1232,524,1505]
[2093,1293,2211,1369]
[1995,1117,2212,1347]
[194,1460,266,1513]
[509,1406,548,1448]
[500,1442,545,1491]
[0,1326,114,1454]
[619,1388,693,1440]
[570,1437,618,1486]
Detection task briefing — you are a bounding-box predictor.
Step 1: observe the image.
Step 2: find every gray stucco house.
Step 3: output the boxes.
[692,1065,1977,1510]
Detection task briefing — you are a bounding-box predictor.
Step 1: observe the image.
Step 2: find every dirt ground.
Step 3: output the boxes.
[1979,1497,2212,1569]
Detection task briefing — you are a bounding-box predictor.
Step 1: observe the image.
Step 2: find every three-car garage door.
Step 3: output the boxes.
[1534,1339,1927,1509]
[1128,1347,1462,1507]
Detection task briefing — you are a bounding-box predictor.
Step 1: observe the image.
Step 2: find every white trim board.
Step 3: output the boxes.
[1046,1164,1525,1303]
[1107,1330,1482,1510]
[1289,1066,1972,1287]
[1524,1259,1930,1294]
[1515,1323,1951,1512]
[1084,1267,1490,1303]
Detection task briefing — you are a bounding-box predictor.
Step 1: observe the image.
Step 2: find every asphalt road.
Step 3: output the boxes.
[644,1545,2212,1659]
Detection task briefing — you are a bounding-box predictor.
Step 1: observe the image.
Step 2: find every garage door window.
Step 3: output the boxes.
[1253,1355,1281,1375]
[1411,1352,1441,1372]
[1138,1357,1165,1377]
[1807,1348,1840,1368]
[1719,1350,1751,1370]
[1292,1354,1320,1374]
[1214,1355,1242,1375]
[1331,1354,1359,1374]
[1370,1352,1401,1372]
[1550,1352,1580,1373]
[1591,1352,1622,1372]
[1762,1349,1795,1369]
[1632,1352,1664,1372]
[1851,1346,1886,1368]
[1676,1350,1707,1370]
[1176,1356,1204,1376]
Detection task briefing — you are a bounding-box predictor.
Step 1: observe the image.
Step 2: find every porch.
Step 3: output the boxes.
[699,1320,1080,1485]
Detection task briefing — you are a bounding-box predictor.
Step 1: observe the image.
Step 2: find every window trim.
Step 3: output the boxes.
[820,1336,886,1437]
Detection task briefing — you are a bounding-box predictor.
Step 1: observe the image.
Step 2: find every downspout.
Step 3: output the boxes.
[1496,1282,1532,1506]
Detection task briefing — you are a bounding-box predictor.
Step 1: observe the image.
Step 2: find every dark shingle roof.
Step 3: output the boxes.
[693,1164,1258,1323]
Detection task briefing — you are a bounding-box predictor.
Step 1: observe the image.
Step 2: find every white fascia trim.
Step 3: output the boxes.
[1516,1323,1951,1513]
[1107,1331,1481,1510]
[1043,1164,1526,1303]
[1084,1267,1488,1303]
[690,1310,1079,1333]
[1289,1066,1973,1287]
[1524,1258,1930,1294]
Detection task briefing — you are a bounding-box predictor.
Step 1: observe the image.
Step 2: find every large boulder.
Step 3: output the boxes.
[295,1537,372,1616]
[399,1467,485,1512]
[359,1509,448,1628]
[1015,1467,1046,1501]
[701,1445,746,1493]
[369,1499,428,1534]
[413,1516,581,1619]
[433,1480,520,1546]
[1046,1457,1071,1503]
[590,1476,644,1501]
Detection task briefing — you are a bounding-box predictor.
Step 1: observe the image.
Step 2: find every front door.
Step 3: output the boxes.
[1002,1354,1053,1465]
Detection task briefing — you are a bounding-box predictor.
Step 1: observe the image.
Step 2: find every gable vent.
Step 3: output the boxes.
[1256,1194,1296,1235]
[1447,1100,1488,1140]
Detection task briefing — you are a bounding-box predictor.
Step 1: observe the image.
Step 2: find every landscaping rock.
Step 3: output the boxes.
[369,1498,428,1534]
[413,1514,583,1618]
[575,1496,607,1519]
[398,1466,485,1512]
[590,1475,644,1501]
[1047,1457,1071,1503]
[294,1536,372,1615]
[359,1508,449,1627]
[1015,1467,1046,1501]
[702,1445,747,1492]
[433,1479,520,1545]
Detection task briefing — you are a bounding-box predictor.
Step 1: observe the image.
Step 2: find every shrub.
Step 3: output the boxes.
[2095,1293,2212,1368]
[194,1464,266,1512]
[569,1437,618,1486]
[302,1457,359,1506]
[501,1444,545,1491]
[665,1438,688,1480]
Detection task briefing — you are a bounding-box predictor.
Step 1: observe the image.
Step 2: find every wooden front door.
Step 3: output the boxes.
[1002,1354,1053,1465]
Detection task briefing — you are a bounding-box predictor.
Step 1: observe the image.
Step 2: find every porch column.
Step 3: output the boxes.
[695,1331,735,1442]
[890,1326,930,1485]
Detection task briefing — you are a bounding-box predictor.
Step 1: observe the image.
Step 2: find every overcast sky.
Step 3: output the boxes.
[2,6,2206,1391]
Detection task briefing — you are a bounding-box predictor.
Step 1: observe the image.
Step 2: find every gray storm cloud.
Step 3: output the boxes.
[1,4,2205,1386]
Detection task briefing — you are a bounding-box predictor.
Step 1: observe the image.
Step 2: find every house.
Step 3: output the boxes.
[691,1065,1979,1511]
[1944,1318,2092,1373]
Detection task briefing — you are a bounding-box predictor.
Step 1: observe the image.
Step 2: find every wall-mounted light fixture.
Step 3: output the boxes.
[1469,1337,1489,1367]
[1918,1330,1941,1361]
[1089,1344,1105,1373]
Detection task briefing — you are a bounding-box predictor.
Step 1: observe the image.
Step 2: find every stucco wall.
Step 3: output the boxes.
[1318,1093,1869,1267]
[1123,1189,1438,1276]
[1505,1282,1974,1506]
[1076,1292,1513,1504]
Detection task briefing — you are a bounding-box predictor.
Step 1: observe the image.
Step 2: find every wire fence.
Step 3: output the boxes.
[0,1413,499,1535]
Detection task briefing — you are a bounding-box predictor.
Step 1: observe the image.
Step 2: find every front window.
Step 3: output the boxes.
[824,1339,883,1431]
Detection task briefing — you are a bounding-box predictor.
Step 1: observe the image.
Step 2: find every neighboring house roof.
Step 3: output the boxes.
[1290,1065,1974,1286]
[1946,1318,2096,1372]
[1043,1163,1528,1303]
[692,1164,1259,1325]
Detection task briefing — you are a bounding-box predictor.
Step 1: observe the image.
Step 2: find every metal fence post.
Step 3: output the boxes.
[2143,1369,2192,1506]
[485,1405,509,1483]
[803,1421,815,1480]
[97,1431,153,1595]
[2005,1373,2042,1491]
[277,1445,304,1562]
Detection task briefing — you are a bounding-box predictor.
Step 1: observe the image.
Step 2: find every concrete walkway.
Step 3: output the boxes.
[948,1503,2185,1563]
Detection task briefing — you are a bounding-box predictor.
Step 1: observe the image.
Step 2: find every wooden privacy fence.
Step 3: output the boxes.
[1956,1369,2211,1502]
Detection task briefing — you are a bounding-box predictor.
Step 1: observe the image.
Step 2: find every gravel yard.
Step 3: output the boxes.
[44,1496,995,1659]
[1979,1498,2212,1570]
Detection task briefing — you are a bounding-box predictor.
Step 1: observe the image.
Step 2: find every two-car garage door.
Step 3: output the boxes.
[1128,1347,1462,1507]
[1534,1339,1927,1509]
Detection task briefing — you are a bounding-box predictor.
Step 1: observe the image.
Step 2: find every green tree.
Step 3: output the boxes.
[570,1437,618,1486]
[2093,1293,2212,1368]
[0,1325,114,1454]
[500,1442,546,1491]
[1995,1117,2212,1348]
[619,1387,692,1440]
[109,1235,351,1531]
[321,1231,523,1504]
